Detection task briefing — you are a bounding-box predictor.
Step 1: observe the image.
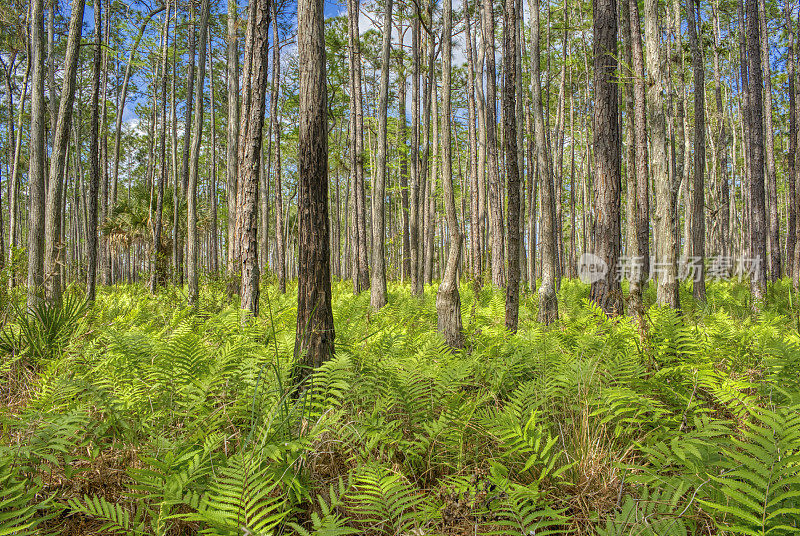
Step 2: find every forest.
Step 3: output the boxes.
[0,0,799,532]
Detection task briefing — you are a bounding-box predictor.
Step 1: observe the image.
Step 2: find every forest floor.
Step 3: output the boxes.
[1,278,799,535]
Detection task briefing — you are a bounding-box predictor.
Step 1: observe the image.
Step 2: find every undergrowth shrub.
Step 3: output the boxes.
[0,278,797,534]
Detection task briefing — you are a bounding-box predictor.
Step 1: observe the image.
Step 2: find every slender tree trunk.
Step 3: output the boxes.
[187,0,210,306]
[43,0,85,304]
[621,0,636,267]
[712,0,730,261]
[271,3,286,293]
[738,0,752,261]
[369,0,393,310]
[625,0,649,313]
[687,0,706,300]
[226,0,239,287]
[794,11,800,288]
[590,0,623,314]
[465,0,482,290]
[503,0,520,332]
[150,3,171,293]
[239,0,271,316]
[294,0,335,381]
[786,0,796,279]
[483,0,504,287]
[436,0,464,347]
[7,46,30,283]
[746,0,767,303]
[348,0,369,294]
[410,11,422,296]
[529,0,558,323]
[86,0,102,302]
[208,40,219,275]
[758,0,779,280]
[398,51,410,283]
[26,0,47,304]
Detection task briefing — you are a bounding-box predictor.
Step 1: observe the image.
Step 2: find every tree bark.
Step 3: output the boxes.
[226,0,240,287]
[369,0,393,310]
[786,0,797,280]
[239,0,271,316]
[149,3,171,293]
[86,0,101,303]
[294,0,335,381]
[759,0,779,280]
[26,0,47,304]
[483,0,504,287]
[626,0,649,314]
[687,0,706,301]
[648,0,678,307]
[589,0,623,315]
[410,9,422,296]
[712,0,730,261]
[465,0,482,291]
[436,0,464,347]
[746,0,767,303]
[43,0,85,304]
[529,0,558,323]
[503,0,520,332]
[187,0,210,306]
[270,2,286,293]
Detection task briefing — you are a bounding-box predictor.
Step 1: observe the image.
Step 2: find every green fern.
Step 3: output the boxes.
[288,479,358,536]
[347,464,431,535]
[0,460,54,536]
[67,495,147,535]
[598,487,689,536]
[700,405,800,535]
[191,453,292,535]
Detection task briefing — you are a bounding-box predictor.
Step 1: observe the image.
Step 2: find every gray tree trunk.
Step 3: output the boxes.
[529,0,558,323]
[43,0,85,304]
[187,0,210,306]
[239,0,271,316]
[436,0,464,347]
[369,0,393,310]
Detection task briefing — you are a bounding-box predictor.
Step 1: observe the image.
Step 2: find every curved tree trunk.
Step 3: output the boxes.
[436,0,464,347]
